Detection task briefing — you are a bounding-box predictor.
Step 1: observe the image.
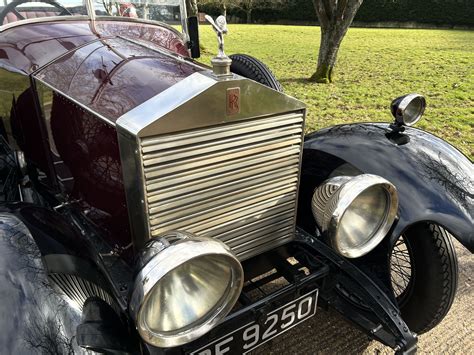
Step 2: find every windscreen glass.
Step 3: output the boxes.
[95,0,182,25]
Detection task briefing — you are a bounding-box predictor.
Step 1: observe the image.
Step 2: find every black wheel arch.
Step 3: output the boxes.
[0,203,132,352]
[0,210,85,353]
[0,203,125,308]
[298,123,474,253]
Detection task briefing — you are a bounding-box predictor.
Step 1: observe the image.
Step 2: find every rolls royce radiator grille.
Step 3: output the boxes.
[139,112,304,260]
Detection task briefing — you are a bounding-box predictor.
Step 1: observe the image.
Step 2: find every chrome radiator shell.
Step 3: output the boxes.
[117,72,306,260]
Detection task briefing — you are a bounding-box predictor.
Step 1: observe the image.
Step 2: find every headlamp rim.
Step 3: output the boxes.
[129,233,243,348]
[327,174,399,258]
[393,93,426,126]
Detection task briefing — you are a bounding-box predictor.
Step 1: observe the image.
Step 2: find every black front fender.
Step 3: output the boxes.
[0,203,129,353]
[299,123,473,252]
[0,212,85,353]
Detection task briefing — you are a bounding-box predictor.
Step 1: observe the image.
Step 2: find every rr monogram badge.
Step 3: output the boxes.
[227,87,241,115]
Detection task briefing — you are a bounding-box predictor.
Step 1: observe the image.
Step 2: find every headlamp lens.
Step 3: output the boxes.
[142,254,233,333]
[312,174,398,258]
[130,232,243,348]
[337,185,388,253]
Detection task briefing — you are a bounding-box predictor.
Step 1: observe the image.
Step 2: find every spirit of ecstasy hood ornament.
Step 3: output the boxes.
[205,15,232,77]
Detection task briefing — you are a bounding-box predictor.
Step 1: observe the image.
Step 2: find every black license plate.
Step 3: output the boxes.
[191,289,318,354]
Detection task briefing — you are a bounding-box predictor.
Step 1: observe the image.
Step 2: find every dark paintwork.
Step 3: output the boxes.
[299,123,474,252]
[0,19,189,74]
[0,207,98,354]
[47,90,132,249]
[0,202,120,291]
[35,36,201,122]
[1,19,204,252]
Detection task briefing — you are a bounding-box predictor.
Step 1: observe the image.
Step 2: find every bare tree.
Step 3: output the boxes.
[198,0,286,23]
[198,0,230,17]
[233,0,286,24]
[311,0,364,83]
[233,0,255,23]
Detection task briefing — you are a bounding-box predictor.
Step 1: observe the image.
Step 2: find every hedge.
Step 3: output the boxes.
[198,0,474,26]
[356,0,473,26]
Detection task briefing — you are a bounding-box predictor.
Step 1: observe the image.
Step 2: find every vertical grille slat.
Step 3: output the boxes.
[140,112,304,260]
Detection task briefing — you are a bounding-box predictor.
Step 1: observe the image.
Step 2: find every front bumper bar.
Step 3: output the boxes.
[295,228,417,354]
[150,228,417,355]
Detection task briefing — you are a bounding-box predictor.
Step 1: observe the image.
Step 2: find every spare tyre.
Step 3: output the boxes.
[229,54,283,92]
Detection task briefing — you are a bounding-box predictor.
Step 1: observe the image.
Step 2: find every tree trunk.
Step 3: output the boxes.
[310,0,363,83]
[185,0,198,17]
[310,25,345,83]
[246,9,252,23]
[222,3,227,18]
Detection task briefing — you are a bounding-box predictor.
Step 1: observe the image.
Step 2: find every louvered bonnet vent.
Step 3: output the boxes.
[117,72,306,261]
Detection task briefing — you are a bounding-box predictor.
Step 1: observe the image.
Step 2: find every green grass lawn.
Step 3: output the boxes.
[199,25,474,159]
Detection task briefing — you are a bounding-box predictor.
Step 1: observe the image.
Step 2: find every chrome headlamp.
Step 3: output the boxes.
[312,174,398,258]
[130,231,243,348]
[391,93,426,127]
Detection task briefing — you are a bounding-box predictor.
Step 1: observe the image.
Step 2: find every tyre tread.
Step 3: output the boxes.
[229,54,283,92]
[424,224,458,331]
[398,223,458,334]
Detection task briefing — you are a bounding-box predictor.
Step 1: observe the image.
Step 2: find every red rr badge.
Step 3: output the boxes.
[227,87,241,115]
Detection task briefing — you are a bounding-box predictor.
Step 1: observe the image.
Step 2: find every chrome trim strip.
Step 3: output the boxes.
[85,0,95,22]
[117,130,150,250]
[179,0,189,42]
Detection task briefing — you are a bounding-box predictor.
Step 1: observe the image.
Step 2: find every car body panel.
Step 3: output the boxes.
[35,36,202,122]
[36,82,133,250]
[300,123,474,252]
[0,19,189,74]
[0,210,92,354]
[0,20,204,251]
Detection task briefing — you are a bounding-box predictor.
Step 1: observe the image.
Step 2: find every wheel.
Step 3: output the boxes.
[390,223,458,334]
[229,54,283,92]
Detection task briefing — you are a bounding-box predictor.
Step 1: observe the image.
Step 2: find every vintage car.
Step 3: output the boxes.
[0,0,472,353]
